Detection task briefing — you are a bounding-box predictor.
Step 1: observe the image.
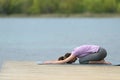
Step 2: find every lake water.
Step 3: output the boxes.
[0,18,120,68]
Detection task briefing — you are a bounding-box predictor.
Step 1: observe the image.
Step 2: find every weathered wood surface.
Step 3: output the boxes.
[0,61,120,80]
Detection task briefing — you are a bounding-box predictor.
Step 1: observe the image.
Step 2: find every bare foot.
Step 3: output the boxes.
[89,60,112,65]
[103,61,112,65]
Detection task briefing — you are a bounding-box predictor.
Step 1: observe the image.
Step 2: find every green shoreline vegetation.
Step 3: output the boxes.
[1,13,120,18]
[0,0,120,17]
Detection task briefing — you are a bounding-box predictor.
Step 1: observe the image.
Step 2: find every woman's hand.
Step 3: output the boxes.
[43,61,55,64]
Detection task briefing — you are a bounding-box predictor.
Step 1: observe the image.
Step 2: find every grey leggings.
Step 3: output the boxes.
[79,47,107,64]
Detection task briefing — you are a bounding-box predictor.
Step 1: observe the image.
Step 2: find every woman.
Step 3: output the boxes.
[44,45,111,64]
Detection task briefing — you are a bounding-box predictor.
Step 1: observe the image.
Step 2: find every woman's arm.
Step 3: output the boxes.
[43,54,76,64]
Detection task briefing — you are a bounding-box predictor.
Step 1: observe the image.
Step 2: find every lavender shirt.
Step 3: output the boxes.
[72,45,100,58]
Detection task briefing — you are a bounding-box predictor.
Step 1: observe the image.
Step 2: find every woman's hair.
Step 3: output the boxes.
[64,53,71,58]
[58,53,76,64]
[58,56,64,60]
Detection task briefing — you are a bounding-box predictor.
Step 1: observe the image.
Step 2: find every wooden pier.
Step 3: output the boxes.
[0,61,120,80]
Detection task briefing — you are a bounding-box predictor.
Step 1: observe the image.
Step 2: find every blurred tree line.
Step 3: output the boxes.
[0,0,120,15]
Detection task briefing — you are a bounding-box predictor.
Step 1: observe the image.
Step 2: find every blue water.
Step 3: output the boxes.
[0,18,120,68]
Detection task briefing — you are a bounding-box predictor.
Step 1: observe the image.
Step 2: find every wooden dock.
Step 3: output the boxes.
[0,61,120,80]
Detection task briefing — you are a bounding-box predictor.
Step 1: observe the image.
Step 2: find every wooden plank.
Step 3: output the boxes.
[0,61,120,80]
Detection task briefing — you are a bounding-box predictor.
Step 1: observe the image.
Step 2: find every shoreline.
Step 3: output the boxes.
[0,13,120,18]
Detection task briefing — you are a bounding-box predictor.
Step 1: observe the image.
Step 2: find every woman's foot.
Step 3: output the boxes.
[103,61,112,65]
[89,60,112,65]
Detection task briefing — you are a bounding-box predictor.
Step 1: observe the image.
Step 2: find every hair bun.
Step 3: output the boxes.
[58,56,64,60]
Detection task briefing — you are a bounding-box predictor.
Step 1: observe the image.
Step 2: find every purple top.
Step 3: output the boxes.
[72,45,100,58]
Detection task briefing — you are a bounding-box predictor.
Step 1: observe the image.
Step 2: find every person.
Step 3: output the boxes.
[44,45,111,64]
